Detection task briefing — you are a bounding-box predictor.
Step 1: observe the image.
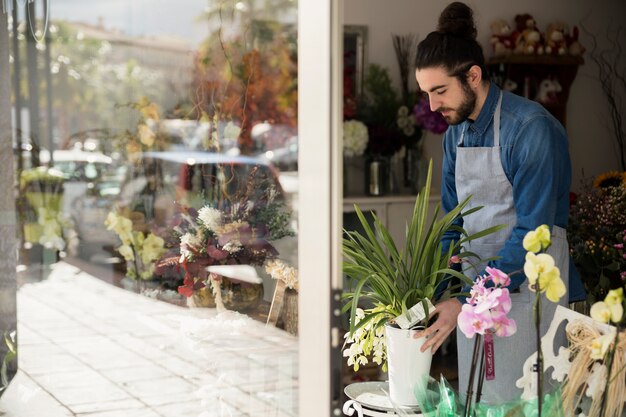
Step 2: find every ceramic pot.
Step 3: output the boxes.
[385,323,433,406]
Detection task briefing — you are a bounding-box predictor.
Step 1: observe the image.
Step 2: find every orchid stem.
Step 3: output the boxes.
[534,288,543,417]
[476,337,486,404]
[464,335,482,417]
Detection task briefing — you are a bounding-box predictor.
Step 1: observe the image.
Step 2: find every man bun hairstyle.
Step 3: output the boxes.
[437,1,477,39]
[415,1,489,83]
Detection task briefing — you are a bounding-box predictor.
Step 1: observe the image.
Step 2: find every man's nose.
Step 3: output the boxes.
[429,98,438,112]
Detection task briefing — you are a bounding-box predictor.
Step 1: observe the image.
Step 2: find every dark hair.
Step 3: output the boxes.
[415,2,489,83]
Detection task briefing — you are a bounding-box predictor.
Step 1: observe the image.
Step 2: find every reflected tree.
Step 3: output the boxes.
[192,0,297,154]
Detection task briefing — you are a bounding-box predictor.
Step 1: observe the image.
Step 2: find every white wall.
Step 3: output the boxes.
[344,0,626,193]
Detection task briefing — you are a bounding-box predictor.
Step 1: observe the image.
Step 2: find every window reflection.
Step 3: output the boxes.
[9,0,299,415]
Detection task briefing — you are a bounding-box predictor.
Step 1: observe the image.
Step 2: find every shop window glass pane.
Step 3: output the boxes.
[6,1,299,415]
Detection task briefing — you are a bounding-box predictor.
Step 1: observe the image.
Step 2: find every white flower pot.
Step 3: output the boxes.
[385,323,433,407]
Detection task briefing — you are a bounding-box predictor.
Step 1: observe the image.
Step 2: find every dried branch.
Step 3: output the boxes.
[392,33,418,104]
[581,23,626,170]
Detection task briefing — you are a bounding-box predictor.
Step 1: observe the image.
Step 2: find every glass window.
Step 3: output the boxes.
[4,1,307,415]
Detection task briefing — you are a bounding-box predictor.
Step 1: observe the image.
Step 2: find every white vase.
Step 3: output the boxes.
[385,323,433,407]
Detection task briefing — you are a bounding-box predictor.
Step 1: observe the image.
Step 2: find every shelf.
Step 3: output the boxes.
[487,55,583,127]
[487,55,584,66]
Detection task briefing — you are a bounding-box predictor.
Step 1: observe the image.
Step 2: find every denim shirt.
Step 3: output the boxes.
[441,83,586,302]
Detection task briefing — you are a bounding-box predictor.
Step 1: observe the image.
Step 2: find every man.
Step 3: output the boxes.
[412,2,585,402]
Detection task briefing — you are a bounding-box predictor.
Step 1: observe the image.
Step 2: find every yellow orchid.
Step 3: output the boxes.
[522,224,551,253]
[591,300,623,324]
[141,233,166,265]
[541,267,566,303]
[524,252,565,302]
[523,252,555,283]
[589,333,614,360]
[117,244,135,262]
[604,288,624,306]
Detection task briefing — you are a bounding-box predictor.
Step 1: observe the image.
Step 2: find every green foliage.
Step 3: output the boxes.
[358,64,401,129]
[0,331,17,394]
[342,160,505,336]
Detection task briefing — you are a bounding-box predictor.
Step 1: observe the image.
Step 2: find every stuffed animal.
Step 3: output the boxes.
[566,26,585,56]
[535,77,562,105]
[490,19,514,57]
[513,14,544,55]
[545,22,569,55]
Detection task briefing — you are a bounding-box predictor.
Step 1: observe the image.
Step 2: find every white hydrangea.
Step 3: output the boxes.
[179,232,202,261]
[222,240,243,254]
[197,206,222,231]
[343,120,368,157]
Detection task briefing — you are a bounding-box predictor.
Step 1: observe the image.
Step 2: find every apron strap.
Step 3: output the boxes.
[494,91,503,147]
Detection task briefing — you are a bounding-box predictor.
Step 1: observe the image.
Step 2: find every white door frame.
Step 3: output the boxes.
[298,0,343,416]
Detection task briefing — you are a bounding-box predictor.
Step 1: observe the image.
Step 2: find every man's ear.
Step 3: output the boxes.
[467,65,483,87]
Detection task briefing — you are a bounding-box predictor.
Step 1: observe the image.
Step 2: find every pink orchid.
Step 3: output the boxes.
[493,287,512,314]
[491,310,517,337]
[458,304,493,338]
[485,266,511,287]
[474,288,503,314]
[467,277,488,304]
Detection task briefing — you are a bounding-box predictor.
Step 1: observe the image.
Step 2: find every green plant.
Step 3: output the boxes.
[342,160,504,369]
[0,331,17,394]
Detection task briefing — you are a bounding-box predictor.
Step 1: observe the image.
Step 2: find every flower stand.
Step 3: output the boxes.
[343,381,422,417]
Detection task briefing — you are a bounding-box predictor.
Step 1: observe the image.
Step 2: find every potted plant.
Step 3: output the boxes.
[342,160,504,407]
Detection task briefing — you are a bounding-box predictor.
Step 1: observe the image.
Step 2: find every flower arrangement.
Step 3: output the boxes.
[568,171,626,303]
[163,177,294,301]
[342,161,504,371]
[19,167,73,252]
[265,259,298,291]
[523,224,566,416]
[342,120,369,157]
[105,211,166,280]
[457,267,517,416]
[416,225,566,417]
[562,287,625,417]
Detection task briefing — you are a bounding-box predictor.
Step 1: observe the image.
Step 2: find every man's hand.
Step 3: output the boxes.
[413,298,462,354]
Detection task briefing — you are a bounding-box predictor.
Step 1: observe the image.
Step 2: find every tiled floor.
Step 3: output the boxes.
[0,262,298,417]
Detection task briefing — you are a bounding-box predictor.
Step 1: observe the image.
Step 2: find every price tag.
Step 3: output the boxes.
[484,332,495,381]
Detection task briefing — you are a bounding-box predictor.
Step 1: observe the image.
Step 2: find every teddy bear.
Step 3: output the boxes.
[545,21,569,55]
[535,77,562,105]
[490,19,515,57]
[566,26,585,56]
[513,13,544,55]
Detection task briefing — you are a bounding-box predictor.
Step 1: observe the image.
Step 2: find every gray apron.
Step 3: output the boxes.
[455,92,570,403]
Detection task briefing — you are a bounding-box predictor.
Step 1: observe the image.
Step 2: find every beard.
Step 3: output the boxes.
[439,82,476,125]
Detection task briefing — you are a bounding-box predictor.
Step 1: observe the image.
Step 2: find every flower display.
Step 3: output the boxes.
[563,286,625,417]
[343,307,387,371]
[165,181,294,298]
[458,267,517,339]
[522,224,566,416]
[265,259,298,291]
[457,267,517,416]
[568,172,626,302]
[413,96,448,135]
[105,211,166,280]
[342,120,369,157]
[19,167,74,252]
[342,162,504,373]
